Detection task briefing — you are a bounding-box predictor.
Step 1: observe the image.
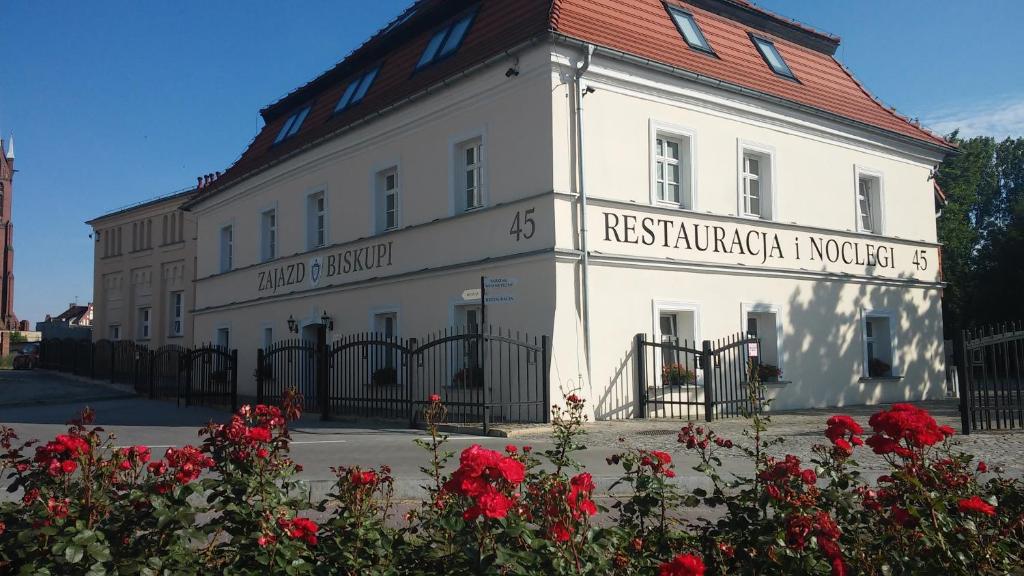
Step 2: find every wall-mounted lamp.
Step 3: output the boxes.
[287,315,298,334]
[320,310,334,331]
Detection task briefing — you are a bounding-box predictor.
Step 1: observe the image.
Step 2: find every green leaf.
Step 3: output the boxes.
[65,544,84,564]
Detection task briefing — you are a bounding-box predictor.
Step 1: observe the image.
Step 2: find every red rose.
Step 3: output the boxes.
[550,522,571,542]
[977,461,988,473]
[429,393,441,403]
[658,553,705,576]
[800,469,817,485]
[957,495,996,517]
[61,460,77,474]
[505,444,517,454]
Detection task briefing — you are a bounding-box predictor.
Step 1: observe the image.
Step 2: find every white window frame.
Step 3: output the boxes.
[215,325,231,349]
[740,302,784,373]
[109,324,121,341]
[449,130,488,215]
[306,188,328,250]
[219,224,234,273]
[860,309,897,378]
[651,300,702,377]
[261,323,274,349]
[370,307,400,338]
[169,291,184,337]
[736,140,776,221]
[138,307,151,341]
[649,120,697,210]
[260,207,278,262]
[853,166,885,235]
[375,167,401,233]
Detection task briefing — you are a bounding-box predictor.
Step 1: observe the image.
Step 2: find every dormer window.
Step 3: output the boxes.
[751,35,797,80]
[272,104,312,145]
[335,67,380,113]
[667,6,714,55]
[416,8,477,70]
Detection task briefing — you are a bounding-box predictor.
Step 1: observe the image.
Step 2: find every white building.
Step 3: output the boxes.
[178,0,952,419]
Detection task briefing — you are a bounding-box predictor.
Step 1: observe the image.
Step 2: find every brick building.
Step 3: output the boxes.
[0,135,17,330]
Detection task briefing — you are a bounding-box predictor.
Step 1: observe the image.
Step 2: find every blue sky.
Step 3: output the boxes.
[0,0,1021,325]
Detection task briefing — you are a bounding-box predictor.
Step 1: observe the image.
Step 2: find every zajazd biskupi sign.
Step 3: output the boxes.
[595,207,938,282]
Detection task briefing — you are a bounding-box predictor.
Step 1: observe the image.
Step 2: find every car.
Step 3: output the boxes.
[13,343,39,370]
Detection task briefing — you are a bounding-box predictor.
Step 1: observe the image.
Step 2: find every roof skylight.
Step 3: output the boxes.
[273,105,312,145]
[667,6,714,55]
[751,35,797,80]
[415,8,477,70]
[335,67,380,113]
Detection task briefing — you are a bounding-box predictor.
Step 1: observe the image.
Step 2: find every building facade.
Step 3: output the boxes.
[170,0,952,417]
[0,136,18,330]
[36,302,93,340]
[88,183,204,348]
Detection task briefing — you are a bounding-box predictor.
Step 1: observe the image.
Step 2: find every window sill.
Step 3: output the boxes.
[653,201,694,211]
[859,375,904,383]
[763,379,791,387]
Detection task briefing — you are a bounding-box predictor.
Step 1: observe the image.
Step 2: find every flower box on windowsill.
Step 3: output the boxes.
[859,375,904,383]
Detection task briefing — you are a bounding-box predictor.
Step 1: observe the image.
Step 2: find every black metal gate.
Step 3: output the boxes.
[635,332,761,421]
[183,345,238,411]
[255,326,548,431]
[257,339,319,412]
[152,345,187,399]
[957,322,1024,434]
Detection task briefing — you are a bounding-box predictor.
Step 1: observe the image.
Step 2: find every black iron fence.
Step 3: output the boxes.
[957,322,1024,434]
[258,326,549,432]
[39,339,238,411]
[635,332,762,421]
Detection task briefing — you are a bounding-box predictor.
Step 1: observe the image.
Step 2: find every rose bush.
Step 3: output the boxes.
[0,384,1022,575]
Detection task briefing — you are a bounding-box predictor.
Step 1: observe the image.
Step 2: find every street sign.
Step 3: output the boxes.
[462,288,482,301]
[483,277,518,289]
[484,294,516,305]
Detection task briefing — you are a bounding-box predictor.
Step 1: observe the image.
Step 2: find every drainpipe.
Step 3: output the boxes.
[574,44,595,385]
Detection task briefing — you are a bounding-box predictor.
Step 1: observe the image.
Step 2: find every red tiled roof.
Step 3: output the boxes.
[188,0,951,207]
[552,0,949,148]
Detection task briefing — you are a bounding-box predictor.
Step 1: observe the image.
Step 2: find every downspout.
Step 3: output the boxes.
[574,44,594,385]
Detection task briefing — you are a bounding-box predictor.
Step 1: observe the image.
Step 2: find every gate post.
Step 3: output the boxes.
[90,342,96,380]
[231,349,239,413]
[184,352,193,407]
[317,332,329,421]
[635,334,647,419]
[256,348,264,406]
[541,335,550,424]
[109,344,116,384]
[702,340,714,423]
[956,329,971,436]
[148,349,156,399]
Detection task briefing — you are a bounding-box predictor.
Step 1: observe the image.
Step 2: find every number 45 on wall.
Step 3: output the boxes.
[509,208,536,242]
[912,249,928,271]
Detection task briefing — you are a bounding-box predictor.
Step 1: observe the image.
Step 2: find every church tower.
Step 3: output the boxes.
[0,135,17,329]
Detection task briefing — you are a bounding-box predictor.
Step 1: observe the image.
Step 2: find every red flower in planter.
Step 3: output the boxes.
[825,415,863,458]
[866,404,951,458]
[429,393,441,404]
[957,495,996,517]
[444,444,525,521]
[568,472,598,518]
[658,553,705,576]
[278,516,318,546]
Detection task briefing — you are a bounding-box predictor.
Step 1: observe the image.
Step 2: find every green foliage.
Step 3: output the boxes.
[936,132,1024,332]
[1,392,1022,575]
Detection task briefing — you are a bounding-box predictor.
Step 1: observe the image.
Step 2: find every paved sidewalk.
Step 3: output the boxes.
[0,369,134,408]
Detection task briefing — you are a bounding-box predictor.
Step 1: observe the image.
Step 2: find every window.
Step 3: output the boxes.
[170,292,183,337]
[740,147,773,220]
[335,67,380,113]
[162,215,168,245]
[667,6,714,54]
[307,192,326,249]
[216,327,230,349]
[261,209,277,262]
[376,168,399,232]
[856,171,883,234]
[751,35,797,80]
[132,222,138,252]
[272,105,312,145]
[655,306,698,386]
[416,8,477,70]
[219,225,233,272]
[263,327,274,349]
[457,139,484,211]
[863,313,895,378]
[138,307,151,340]
[744,305,781,380]
[651,126,694,208]
[109,324,120,341]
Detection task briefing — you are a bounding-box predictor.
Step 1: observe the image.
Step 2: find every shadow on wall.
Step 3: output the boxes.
[595,270,944,420]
